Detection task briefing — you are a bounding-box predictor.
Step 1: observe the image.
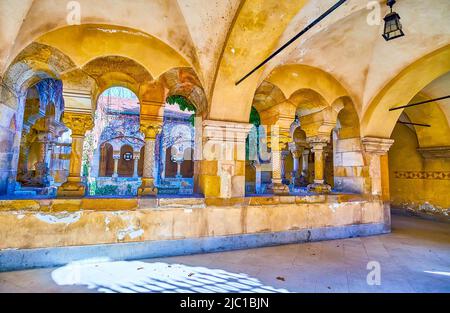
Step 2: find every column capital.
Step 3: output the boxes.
[362,137,394,155]
[62,112,94,137]
[288,142,305,158]
[307,136,329,153]
[202,120,253,144]
[140,121,163,140]
[307,135,330,145]
[281,150,290,160]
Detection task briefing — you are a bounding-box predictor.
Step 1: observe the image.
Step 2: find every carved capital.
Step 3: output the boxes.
[140,122,162,140]
[62,113,94,137]
[362,137,394,155]
[288,142,305,158]
[307,135,330,145]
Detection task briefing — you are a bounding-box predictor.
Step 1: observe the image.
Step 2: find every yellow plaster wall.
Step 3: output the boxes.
[389,124,450,210]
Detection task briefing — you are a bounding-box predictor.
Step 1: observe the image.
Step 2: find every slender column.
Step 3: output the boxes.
[133,155,140,178]
[302,149,310,178]
[267,126,290,195]
[112,154,120,178]
[289,142,304,187]
[307,137,332,194]
[138,122,162,197]
[281,150,289,184]
[176,160,183,178]
[254,163,262,194]
[57,113,94,197]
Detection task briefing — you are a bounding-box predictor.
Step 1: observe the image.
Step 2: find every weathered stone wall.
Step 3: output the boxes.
[0,85,22,194]
[389,124,450,220]
[334,138,366,194]
[0,195,385,250]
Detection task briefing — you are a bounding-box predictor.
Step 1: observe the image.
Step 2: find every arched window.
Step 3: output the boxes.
[99,143,114,177]
[118,145,134,177]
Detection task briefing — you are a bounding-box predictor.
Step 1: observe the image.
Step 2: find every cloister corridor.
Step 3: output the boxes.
[0,0,449,296]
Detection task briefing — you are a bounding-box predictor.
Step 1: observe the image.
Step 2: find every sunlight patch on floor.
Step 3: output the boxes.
[51,259,290,293]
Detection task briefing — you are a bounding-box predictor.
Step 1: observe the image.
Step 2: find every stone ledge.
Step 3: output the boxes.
[0,222,388,272]
[0,194,380,212]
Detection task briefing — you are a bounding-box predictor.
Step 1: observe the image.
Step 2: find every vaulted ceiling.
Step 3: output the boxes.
[0,0,449,138]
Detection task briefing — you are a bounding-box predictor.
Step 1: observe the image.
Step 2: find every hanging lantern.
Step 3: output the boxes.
[383,0,405,41]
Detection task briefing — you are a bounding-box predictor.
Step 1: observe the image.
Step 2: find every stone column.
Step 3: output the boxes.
[289,142,304,187]
[281,150,289,185]
[175,159,183,178]
[302,149,310,179]
[133,154,140,178]
[34,132,51,186]
[362,137,394,196]
[57,113,94,197]
[362,137,394,232]
[198,120,253,198]
[138,122,162,196]
[267,126,290,195]
[254,162,262,194]
[307,137,332,194]
[112,153,120,178]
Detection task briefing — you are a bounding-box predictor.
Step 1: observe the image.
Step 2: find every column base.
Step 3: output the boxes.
[267,181,290,195]
[292,173,309,187]
[307,183,332,194]
[57,179,86,197]
[138,178,158,197]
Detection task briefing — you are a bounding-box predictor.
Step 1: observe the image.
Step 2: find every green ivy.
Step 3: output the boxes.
[95,185,119,196]
[167,95,196,113]
[249,106,261,126]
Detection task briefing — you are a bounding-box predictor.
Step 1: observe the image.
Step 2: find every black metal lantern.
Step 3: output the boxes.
[382,0,405,41]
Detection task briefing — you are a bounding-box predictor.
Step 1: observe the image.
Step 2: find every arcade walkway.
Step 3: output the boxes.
[1,215,449,293]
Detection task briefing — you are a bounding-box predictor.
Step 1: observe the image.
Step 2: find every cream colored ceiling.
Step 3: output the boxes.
[0,0,449,133]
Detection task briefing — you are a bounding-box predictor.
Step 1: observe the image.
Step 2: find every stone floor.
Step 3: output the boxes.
[0,214,449,293]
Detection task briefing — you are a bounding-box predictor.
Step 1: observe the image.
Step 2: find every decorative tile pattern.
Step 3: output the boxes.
[394,171,450,180]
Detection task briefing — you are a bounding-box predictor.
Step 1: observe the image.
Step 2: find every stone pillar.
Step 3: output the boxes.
[362,137,394,232]
[254,162,262,194]
[197,120,252,198]
[281,150,289,185]
[289,142,305,187]
[57,113,94,197]
[175,160,183,178]
[267,126,291,195]
[138,122,162,196]
[362,137,394,196]
[302,149,310,179]
[133,154,140,178]
[34,132,51,186]
[112,154,120,178]
[307,137,332,194]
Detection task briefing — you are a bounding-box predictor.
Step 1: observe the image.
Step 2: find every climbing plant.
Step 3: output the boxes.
[249,106,261,126]
[247,107,261,161]
[167,95,196,126]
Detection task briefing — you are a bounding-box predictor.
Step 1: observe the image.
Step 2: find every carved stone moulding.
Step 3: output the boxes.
[417,146,450,159]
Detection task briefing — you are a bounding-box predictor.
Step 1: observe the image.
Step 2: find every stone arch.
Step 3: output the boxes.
[159,67,207,117]
[2,42,76,101]
[289,88,329,117]
[82,55,154,110]
[361,45,450,139]
[336,96,361,140]
[265,64,349,111]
